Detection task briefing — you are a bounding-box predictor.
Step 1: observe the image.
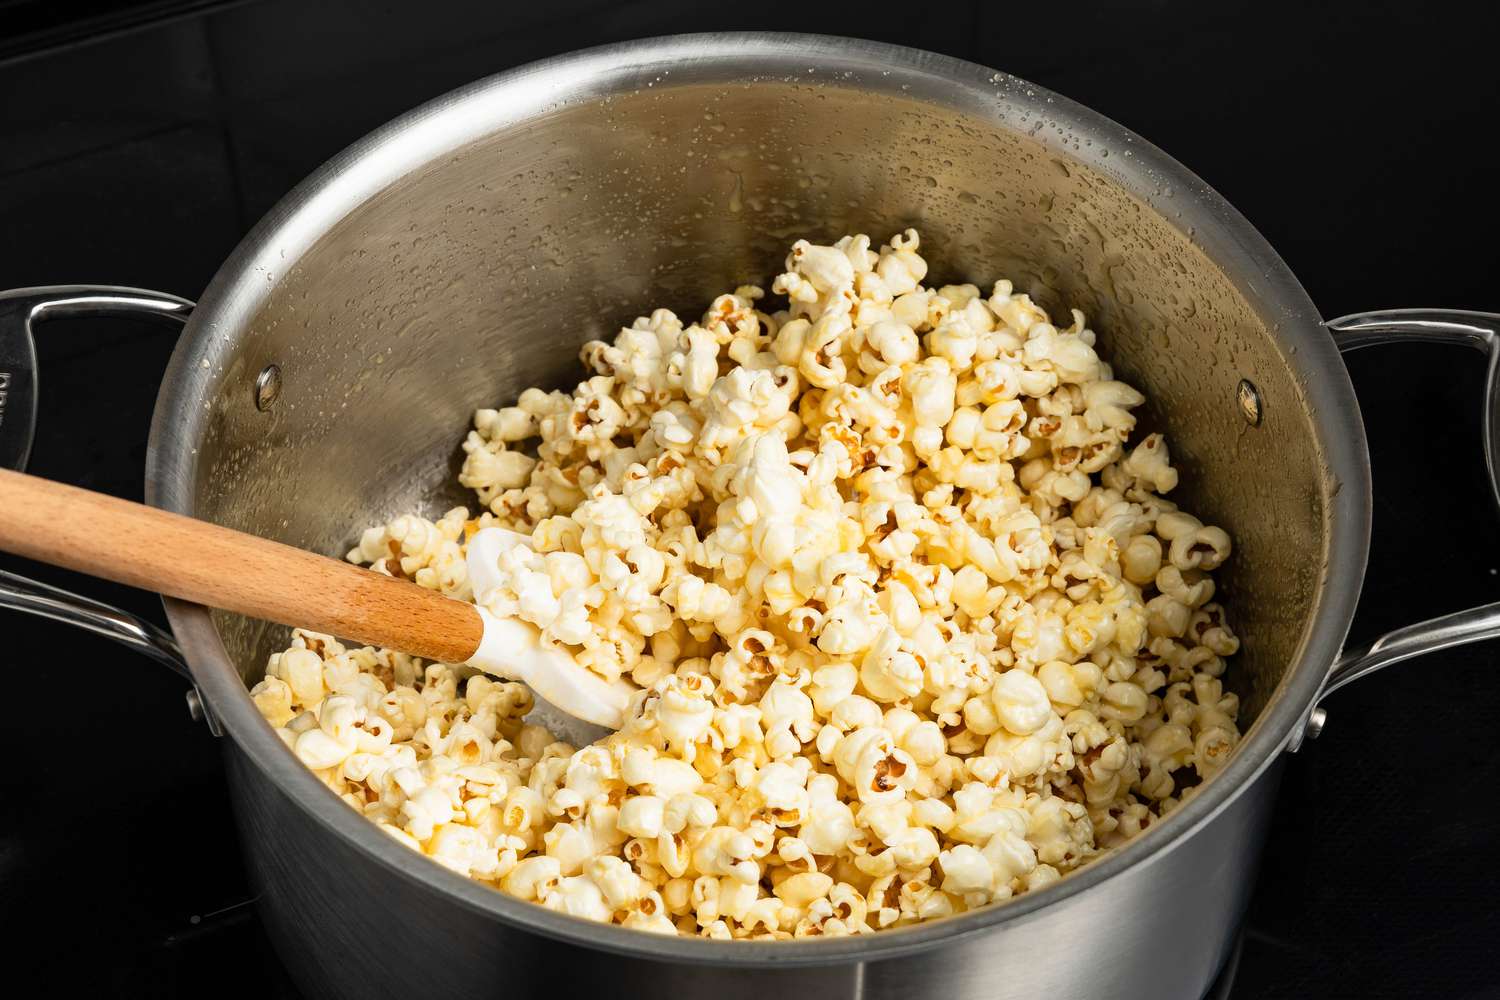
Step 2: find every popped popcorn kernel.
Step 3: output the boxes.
[255,230,1242,939]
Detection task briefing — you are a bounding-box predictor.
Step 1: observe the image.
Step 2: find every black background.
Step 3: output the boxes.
[1,1,1498,996]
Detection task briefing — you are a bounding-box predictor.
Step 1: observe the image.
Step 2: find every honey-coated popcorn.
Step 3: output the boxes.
[253,230,1244,939]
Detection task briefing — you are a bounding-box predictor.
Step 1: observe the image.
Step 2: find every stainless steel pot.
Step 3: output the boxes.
[3,33,1499,1000]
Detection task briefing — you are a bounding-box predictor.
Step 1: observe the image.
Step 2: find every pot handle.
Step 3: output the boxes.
[1295,309,1500,748]
[0,285,216,731]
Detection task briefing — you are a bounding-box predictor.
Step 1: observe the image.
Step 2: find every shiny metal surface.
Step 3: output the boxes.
[0,285,211,722]
[0,288,195,670]
[139,32,1370,993]
[253,363,283,412]
[0,295,38,470]
[0,285,192,472]
[1235,378,1262,427]
[0,566,190,679]
[1328,309,1500,511]
[120,30,1377,998]
[0,567,220,734]
[1293,311,1500,741]
[1303,706,1328,741]
[1326,309,1497,352]
[1322,600,1500,701]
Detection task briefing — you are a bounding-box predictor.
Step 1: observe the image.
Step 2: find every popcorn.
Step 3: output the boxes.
[989,669,1055,736]
[294,728,353,770]
[692,827,760,883]
[618,795,666,839]
[504,856,562,902]
[270,646,325,709]
[250,677,295,728]
[773,872,834,908]
[937,843,992,896]
[346,509,470,597]
[1120,534,1163,586]
[254,230,1243,940]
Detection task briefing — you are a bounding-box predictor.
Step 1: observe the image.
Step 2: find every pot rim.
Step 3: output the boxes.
[145,31,1370,966]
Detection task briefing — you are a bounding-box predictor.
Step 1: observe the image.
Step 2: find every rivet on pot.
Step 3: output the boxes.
[1304,706,1327,740]
[185,686,223,736]
[255,364,283,412]
[1236,378,1262,427]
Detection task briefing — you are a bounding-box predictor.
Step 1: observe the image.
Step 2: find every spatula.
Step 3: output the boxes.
[0,468,634,728]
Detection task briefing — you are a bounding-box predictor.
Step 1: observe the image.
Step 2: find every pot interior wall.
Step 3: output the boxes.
[190,77,1326,727]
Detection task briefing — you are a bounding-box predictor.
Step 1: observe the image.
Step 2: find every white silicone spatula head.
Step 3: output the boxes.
[464,527,636,729]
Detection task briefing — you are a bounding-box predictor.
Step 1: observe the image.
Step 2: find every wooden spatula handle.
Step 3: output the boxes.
[0,468,484,664]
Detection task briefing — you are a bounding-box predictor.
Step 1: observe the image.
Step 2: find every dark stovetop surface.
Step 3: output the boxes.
[2,2,1497,997]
